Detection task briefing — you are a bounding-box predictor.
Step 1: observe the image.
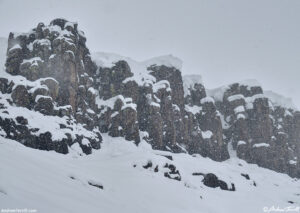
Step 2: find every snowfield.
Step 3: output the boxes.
[0,135,299,213]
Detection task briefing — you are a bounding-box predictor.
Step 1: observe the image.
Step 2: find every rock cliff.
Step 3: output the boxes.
[0,19,299,177]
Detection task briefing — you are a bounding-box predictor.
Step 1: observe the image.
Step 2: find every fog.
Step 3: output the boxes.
[0,0,299,107]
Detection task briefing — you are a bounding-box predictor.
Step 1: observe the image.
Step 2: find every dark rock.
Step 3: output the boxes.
[41,78,59,100]
[19,58,44,81]
[34,96,54,115]
[192,172,205,176]
[88,181,103,190]
[202,173,235,191]
[163,163,181,181]
[0,78,9,93]
[241,173,250,180]
[143,161,153,169]
[203,173,220,188]
[159,155,173,161]
[32,87,49,101]
[16,116,28,125]
[11,85,30,108]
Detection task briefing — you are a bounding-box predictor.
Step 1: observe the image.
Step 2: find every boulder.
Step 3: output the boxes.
[41,78,60,100]
[34,96,54,115]
[11,85,30,108]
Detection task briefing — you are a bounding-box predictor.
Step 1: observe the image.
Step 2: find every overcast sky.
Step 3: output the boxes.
[0,0,299,108]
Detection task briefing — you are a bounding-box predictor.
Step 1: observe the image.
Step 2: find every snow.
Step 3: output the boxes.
[245,102,254,110]
[172,104,180,112]
[237,113,246,120]
[92,52,125,68]
[49,54,56,59]
[200,96,215,105]
[219,113,230,129]
[228,94,245,102]
[81,138,90,146]
[35,95,52,103]
[150,101,160,108]
[143,54,183,70]
[92,52,156,86]
[0,91,98,142]
[253,143,270,148]
[201,130,213,139]
[185,105,202,115]
[92,52,181,87]
[207,86,229,102]
[27,42,33,51]
[111,111,119,118]
[87,87,96,95]
[96,95,137,114]
[47,24,61,33]
[207,79,261,102]
[289,160,297,165]
[265,90,298,110]
[32,38,51,47]
[87,108,95,114]
[183,75,203,96]
[237,79,261,88]
[284,110,293,117]
[21,57,44,66]
[153,80,171,93]
[244,94,266,110]
[8,44,21,51]
[11,30,35,38]
[237,141,247,146]
[65,21,77,29]
[65,50,75,59]
[0,135,299,213]
[121,103,137,111]
[234,106,245,114]
[246,94,266,102]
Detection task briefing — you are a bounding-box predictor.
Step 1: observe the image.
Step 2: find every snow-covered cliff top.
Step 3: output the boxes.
[92,52,182,70]
[265,90,297,110]
[92,52,182,86]
[182,74,203,96]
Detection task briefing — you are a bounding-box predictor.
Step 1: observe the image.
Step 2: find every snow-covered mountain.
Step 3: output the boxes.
[0,19,299,212]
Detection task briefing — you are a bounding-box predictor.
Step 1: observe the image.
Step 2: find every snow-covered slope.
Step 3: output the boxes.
[0,136,299,213]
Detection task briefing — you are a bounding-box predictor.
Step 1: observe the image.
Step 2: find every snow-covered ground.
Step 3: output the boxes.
[0,135,299,213]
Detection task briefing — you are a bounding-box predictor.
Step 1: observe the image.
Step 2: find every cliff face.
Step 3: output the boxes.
[0,19,299,177]
[0,19,101,154]
[208,81,300,177]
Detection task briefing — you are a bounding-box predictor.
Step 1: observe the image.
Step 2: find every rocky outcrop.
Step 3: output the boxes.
[183,76,229,161]
[0,18,101,154]
[0,18,299,177]
[94,58,229,160]
[209,81,300,177]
